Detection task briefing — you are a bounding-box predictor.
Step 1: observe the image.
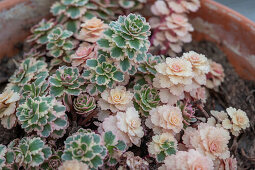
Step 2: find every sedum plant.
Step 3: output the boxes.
[49,66,84,98]
[16,96,68,138]
[51,0,119,33]
[40,150,63,170]
[27,19,55,45]
[138,53,164,75]
[21,72,49,101]
[8,137,52,168]
[97,13,151,74]
[148,133,177,162]
[0,144,7,168]
[9,58,47,93]
[0,89,20,129]
[46,26,75,61]
[119,0,147,10]
[103,131,126,166]
[133,84,160,116]
[82,52,124,95]
[73,93,96,115]
[51,0,89,19]
[62,128,107,169]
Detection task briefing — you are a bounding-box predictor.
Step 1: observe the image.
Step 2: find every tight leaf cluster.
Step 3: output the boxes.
[62,128,107,169]
[2,137,52,169]
[97,13,151,74]
[50,66,84,98]
[133,84,160,116]
[17,96,68,138]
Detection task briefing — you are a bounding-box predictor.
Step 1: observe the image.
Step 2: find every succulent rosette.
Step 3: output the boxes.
[133,84,160,116]
[50,66,84,97]
[82,51,124,95]
[21,71,49,102]
[9,58,48,92]
[62,128,107,169]
[73,93,96,114]
[16,96,68,138]
[27,19,55,45]
[40,150,63,170]
[8,137,52,168]
[97,13,151,74]
[51,0,89,20]
[46,26,75,61]
[138,53,165,75]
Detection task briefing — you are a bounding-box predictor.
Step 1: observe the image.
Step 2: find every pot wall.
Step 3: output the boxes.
[0,0,57,58]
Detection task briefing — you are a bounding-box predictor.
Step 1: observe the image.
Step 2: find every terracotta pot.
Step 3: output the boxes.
[0,0,255,81]
[0,0,56,58]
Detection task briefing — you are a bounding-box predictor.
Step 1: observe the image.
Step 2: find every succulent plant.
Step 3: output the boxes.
[148,133,177,162]
[51,0,119,21]
[9,58,48,93]
[138,53,165,75]
[119,0,147,11]
[97,13,151,74]
[103,131,126,166]
[51,0,89,20]
[133,84,160,116]
[40,150,63,170]
[156,141,176,162]
[16,96,68,138]
[21,71,49,103]
[49,66,84,98]
[0,144,7,168]
[8,137,52,168]
[82,51,124,95]
[73,93,96,115]
[46,26,75,61]
[62,128,107,169]
[27,19,55,45]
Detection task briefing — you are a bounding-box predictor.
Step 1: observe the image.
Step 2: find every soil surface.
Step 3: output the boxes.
[0,40,255,169]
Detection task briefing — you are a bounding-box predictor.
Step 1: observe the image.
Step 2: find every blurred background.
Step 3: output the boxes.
[214,0,255,21]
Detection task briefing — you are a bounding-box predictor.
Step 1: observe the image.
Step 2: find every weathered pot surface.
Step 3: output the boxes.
[0,0,255,81]
[0,0,56,58]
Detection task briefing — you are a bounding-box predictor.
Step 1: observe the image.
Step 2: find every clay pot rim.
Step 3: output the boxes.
[0,0,28,12]
[204,0,255,28]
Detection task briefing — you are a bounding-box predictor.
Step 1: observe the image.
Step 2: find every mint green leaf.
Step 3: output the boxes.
[112,71,124,82]
[32,154,44,165]
[111,46,123,58]
[120,58,130,72]
[65,88,81,96]
[29,138,44,152]
[50,86,64,97]
[116,141,126,151]
[104,131,115,146]
[96,75,107,85]
[113,35,126,48]
[128,39,141,50]
[97,39,110,48]
[66,7,82,19]
[54,118,67,127]
[156,151,166,162]
[86,59,98,68]
[50,2,66,16]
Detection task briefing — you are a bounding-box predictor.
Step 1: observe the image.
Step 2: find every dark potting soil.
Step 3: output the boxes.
[0,40,254,169]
